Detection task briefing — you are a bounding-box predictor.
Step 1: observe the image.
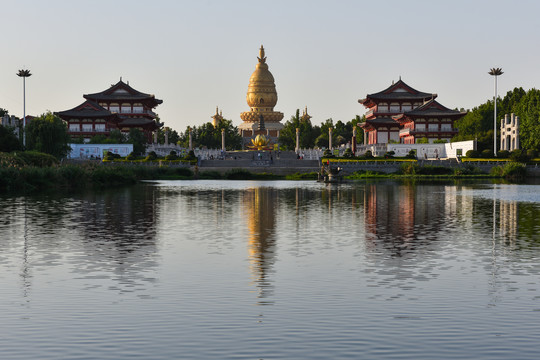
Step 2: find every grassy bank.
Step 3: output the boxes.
[345,162,527,181]
[0,150,319,193]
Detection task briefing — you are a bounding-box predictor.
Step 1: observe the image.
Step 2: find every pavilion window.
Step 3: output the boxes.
[428,124,439,132]
[69,124,80,132]
[121,104,131,113]
[415,124,426,131]
[82,124,93,132]
[133,104,143,113]
[95,124,106,132]
[110,104,120,113]
[389,103,400,112]
[441,124,452,131]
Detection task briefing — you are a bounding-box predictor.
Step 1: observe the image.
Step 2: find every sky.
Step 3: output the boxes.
[1,0,540,132]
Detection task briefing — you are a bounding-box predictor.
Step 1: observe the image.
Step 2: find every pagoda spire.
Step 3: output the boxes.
[257,45,266,63]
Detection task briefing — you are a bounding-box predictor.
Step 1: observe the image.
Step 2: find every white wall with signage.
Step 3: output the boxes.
[68,144,134,159]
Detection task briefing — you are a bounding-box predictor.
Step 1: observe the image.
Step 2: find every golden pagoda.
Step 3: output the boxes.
[211,106,223,127]
[239,45,284,137]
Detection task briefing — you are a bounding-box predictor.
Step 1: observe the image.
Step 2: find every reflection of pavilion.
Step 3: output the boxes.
[243,187,278,305]
[363,182,446,254]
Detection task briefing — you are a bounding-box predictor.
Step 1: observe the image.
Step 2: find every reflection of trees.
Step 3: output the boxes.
[243,187,278,305]
[71,185,158,293]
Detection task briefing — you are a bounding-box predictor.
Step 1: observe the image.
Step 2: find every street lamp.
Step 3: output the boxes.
[17,69,32,147]
[488,67,503,157]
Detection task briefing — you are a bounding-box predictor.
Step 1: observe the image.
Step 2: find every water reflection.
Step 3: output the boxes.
[243,187,278,305]
[0,186,159,300]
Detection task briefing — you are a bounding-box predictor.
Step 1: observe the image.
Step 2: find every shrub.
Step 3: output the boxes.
[363,150,374,159]
[104,151,121,161]
[183,150,197,161]
[406,149,417,159]
[510,149,528,163]
[225,169,255,180]
[526,149,537,159]
[126,152,136,161]
[465,149,480,158]
[384,150,395,159]
[481,149,493,158]
[400,162,419,175]
[343,148,353,158]
[144,151,158,162]
[164,154,178,161]
[497,150,510,158]
[17,151,58,167]
[323,149,332,158]
[198,170,223,179]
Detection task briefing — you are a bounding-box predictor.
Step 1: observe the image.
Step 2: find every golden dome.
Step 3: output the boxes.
[240,46,284,128]
[246,45,278,109]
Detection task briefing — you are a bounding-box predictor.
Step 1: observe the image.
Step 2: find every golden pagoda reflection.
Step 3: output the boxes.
[243,187,278,305]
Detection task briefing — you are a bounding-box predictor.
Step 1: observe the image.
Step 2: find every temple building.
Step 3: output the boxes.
[359,79,464,144]
[57,79,162,142]
[239,46,284,145]
[394,99,465,144]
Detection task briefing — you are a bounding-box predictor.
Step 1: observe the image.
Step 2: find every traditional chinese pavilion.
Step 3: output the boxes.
[359,79,464,144]
[393,99,465,144]
[57,79,162,142]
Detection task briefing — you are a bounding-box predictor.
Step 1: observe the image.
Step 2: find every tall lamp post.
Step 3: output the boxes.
[489,67,503,157]
[17,69,32,147]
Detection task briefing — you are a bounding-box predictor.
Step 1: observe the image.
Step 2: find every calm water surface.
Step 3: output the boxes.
[1,180,540,359]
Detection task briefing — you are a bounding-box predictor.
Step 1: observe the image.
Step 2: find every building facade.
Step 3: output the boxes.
[57,79,162,142]
[500,113,519,151]
[359,79,465,144]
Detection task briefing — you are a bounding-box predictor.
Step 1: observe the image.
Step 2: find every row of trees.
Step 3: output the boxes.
[278,110,364,150]
[177,119,242,150]
[453,87,540,152]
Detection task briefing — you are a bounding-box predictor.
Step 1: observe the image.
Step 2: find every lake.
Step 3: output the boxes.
[1,180,540,359]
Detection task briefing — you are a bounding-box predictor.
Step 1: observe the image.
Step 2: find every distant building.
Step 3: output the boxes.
[500,113,519,151]
[238,46,284,146]
[1,114,22,138]
[359,79,465,144]
[56,79,162,142]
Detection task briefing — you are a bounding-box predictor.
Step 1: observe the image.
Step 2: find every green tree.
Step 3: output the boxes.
[26,112,71,158]
[108,129,125,143]
[0,124,22,152]
[0,108,8,117]
[127,128,147,155]
[178,119,241,150]
[515,88,540,151]
[278,109,320,150]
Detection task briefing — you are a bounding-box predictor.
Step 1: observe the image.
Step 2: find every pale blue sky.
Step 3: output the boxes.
[1,0,539,131]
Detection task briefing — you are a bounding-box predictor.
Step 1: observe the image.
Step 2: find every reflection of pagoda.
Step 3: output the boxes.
[243,187,278,305]
[239,46,284,145]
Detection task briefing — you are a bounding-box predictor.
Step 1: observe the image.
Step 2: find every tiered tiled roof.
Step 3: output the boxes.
[56,100,117,120]
[84,80,163,107]
[359,79,436,108]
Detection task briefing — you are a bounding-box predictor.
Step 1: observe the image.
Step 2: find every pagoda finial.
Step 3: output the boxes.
[216,106,219,115]
[120,76,122,82]
[399,75,401,81]
[257,45,266,63]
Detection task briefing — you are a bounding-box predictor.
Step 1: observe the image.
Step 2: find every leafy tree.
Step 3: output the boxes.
[515,88,540,151]
[0,125,22,152]
[108,129,125,143]
[26,112,71,158]
[0,108,8,117]
[278,109,319,150]
[178,119,241,150]
[127,128,147,155]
